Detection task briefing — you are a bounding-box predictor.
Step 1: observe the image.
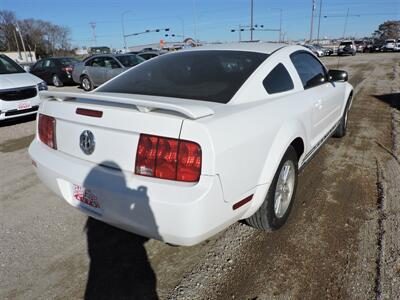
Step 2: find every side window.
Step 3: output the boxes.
[139,53,156,60]
[263,63,294,94]
[49,60,56,68]
[104,57,120,69]
[90,57,105,67]
[43,59,51,68]
[32,60,43,70]
[290,52,327,89]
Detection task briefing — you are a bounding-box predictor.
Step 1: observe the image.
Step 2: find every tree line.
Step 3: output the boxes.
[372,20,400,41]
[0,10,71,58]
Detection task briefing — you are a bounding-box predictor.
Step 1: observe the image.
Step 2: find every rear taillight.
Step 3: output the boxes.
[38,114,57,149]
[135,134,201,182]
[62,66,73,73]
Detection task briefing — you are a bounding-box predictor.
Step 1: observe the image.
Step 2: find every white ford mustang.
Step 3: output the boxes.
[29,43,353,246]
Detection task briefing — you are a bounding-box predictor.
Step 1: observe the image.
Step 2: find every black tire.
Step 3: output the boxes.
[52,74,63,87]
[81,75,93,91]
[333,95,352,138]
[246,146,298,231]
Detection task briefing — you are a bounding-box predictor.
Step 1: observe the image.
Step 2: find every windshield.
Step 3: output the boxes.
[0,55,25,74]
[59,58,79,66]
[98,50,268,104]
[116,55,145,67]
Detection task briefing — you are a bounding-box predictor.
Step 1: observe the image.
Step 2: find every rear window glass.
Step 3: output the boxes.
[98,50,268,103]
[59,58,79,66]
[116,55,145,67]
[263,63,294,94]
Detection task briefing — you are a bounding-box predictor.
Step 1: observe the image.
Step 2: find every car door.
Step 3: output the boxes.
[85,57,107,86]
[290,51,343,147]
[30,60,45,80]
[41,59,54,83]
[103,57,124,83]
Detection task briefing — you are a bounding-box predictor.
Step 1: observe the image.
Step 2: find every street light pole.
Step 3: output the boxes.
[121,10,131,51]
[316,0,323,43]
[250,0,254,41]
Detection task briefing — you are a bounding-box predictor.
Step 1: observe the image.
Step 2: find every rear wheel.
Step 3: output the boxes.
[81,76,93,91]
[52,74,63,87]
[246,146,298,231]
[333,95,352,138]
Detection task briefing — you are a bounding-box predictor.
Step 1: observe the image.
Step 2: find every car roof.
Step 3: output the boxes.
[186,42,287,54]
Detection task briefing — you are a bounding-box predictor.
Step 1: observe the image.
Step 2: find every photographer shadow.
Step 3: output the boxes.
[82,161,159,300]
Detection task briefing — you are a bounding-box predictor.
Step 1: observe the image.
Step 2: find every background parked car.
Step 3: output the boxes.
[354,40,366,52]
[30,57,80,87]
[0,54,46,120]
[135,50,167,60]
[72,54,145,91]
[313,44,333,56]
[303,45,324,57]
[382,39,396,52]
[396,40,400,52]
[337,41,356,56]
[370,42,384,52]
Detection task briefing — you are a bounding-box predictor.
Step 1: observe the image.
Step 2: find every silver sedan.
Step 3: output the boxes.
[72,54,145,91]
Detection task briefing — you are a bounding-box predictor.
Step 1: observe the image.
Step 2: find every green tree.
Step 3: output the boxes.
[372,20,400,42]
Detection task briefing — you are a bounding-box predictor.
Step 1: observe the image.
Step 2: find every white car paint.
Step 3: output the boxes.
[0,70,43,120]
[29,43,353,245]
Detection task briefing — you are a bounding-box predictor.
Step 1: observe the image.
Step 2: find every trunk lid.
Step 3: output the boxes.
[40,91,215,172]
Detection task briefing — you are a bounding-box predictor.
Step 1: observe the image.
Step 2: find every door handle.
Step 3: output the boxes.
[315,99,322,109]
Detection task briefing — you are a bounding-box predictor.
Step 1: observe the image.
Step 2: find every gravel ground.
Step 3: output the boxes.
[0,52,399,300]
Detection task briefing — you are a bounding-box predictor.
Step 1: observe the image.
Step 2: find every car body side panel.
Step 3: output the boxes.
[182,89,312,206]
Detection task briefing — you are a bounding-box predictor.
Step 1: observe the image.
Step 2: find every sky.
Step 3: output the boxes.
[2,0,399,48]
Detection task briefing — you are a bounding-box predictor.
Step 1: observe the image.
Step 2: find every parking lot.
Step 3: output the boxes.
[1,52,400,299]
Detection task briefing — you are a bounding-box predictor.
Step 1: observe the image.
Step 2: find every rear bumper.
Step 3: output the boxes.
[0,96,41,120]
[59,72,75,84]
[29,139,240,246]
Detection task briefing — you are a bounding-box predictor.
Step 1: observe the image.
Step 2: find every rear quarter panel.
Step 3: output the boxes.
[181,93,310,205]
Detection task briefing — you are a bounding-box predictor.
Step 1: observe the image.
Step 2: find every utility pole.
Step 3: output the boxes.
[89,22,97,46]
[250,0,254,41]
[15,23,27,63]
[121,11,131,51]
[309,0,316,42]
[316,0,323,43]
[279,9,283,42]
[13,29,21,59]
[192,0,198,43]
[342,8,350,39]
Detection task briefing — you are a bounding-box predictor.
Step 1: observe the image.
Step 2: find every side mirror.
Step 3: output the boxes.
[328,69,348,82]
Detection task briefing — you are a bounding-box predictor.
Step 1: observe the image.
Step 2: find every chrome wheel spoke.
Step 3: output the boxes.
[274,160,295,218]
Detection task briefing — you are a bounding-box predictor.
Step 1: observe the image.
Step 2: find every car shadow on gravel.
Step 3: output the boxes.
[83,162,159,300]
[373,93,400,109]
[0,114,36,128]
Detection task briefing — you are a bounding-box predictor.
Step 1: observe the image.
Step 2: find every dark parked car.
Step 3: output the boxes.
[30,57,80,87]
[370,42,384,52]
[72,54,145,91]
[337,41,356,56]
[354,40,366,53]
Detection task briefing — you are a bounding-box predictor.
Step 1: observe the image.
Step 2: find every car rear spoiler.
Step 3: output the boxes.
[39,91,215,120]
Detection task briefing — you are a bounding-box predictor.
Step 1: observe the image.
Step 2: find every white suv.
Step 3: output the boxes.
[0,54,46,120]
[383,39,396,52]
